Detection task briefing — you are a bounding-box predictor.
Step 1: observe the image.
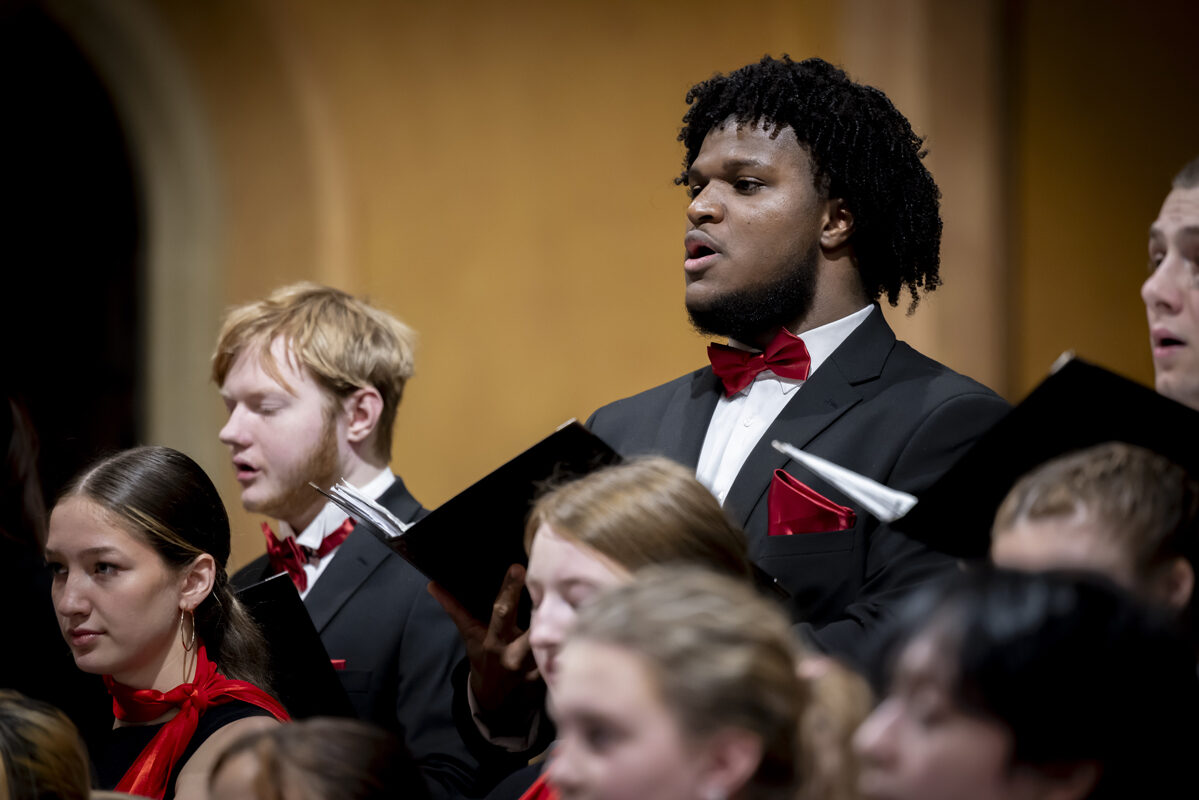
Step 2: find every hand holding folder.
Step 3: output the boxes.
[428,564,545,724]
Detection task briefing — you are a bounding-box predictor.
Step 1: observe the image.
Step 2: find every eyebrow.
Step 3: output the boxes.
[220,389,286,405]
[687,157,770,181]
[559,577,603,592]
[44,546,122,560]
[1149,224,1199,238]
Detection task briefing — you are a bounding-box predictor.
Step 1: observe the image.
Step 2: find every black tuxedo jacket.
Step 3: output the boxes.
[587,309,1009,661]
[232,477,477,800]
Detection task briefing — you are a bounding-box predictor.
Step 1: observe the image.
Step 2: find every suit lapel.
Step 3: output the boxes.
[722,309,896,528]
[656,369,723,467]
[302,476,424,633]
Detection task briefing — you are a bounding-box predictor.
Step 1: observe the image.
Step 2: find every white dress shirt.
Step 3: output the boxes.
[277,467,395,599]
[696,305,875,505]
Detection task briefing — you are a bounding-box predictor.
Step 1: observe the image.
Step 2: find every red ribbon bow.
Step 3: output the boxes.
[105,642,289,799]
[263,517,355,592]
[707,327,812,397]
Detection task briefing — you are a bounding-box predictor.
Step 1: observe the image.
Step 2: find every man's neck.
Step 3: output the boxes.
[779,258,872,342]
[283,497,327,535]
[281,458,390,533]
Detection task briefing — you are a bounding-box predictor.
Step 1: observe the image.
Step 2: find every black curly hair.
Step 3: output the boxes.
[678,55,943,309]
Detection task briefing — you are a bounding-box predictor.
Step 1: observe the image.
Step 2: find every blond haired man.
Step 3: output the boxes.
[215,283,477,798]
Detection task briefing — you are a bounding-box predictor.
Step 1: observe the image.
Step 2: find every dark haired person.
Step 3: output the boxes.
[45,446,289,800]
[1144,155,1199,411]
[587,56,1008,659]
[854,569,1199,800]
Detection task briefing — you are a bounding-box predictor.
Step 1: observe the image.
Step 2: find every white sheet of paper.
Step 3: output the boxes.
[770,440,918,523]
[309,479,413,538]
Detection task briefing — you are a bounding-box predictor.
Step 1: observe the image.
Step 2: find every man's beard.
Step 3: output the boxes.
[687,245,818,344]
[255,409,341,524]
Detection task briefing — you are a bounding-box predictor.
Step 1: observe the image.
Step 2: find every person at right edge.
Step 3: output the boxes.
[441,54,1010,773]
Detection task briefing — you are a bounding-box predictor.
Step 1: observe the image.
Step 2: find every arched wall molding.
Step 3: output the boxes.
[44,0,226,477]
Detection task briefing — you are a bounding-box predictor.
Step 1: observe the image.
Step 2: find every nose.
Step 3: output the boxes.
[53,570,91,619]
[1143,255,1185,315]
[529,596,571,655]
[852,697,901,768]
[218,405,248,448]
[686,183,724,227]
[545,739,583,798]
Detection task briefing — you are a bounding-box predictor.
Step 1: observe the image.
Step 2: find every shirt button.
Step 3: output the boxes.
[743,416,754,427]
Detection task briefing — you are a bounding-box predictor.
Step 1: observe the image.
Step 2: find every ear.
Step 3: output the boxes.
[820,198,854,250]
[697,727,764,800]
[179,553,216,611]
[1154,556,1195,610]
[342,387,385,447]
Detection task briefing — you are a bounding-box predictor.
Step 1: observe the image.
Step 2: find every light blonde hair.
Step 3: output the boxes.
[567,566,806,800]
[524,457,751,580]
[0,690,91,800]
[795,658,872,800]
[211,283,416,461]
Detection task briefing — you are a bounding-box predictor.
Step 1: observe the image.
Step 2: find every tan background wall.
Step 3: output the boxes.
[45,0,1199,570]
[1011,0,1199,394]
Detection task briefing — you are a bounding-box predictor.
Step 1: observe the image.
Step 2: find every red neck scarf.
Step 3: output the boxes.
[104,642,289,799]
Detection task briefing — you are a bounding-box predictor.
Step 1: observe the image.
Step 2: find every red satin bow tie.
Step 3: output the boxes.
[263,517,355,592]
[707,327,812,397]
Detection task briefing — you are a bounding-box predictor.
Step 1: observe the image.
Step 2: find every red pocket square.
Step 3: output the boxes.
[768,469,857,535]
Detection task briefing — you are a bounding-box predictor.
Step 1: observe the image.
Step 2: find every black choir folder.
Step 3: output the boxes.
[893,355,1199,559]
[315,420,620,623]
[235,572,356,719]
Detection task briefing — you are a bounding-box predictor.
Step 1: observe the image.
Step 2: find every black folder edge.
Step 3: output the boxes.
[330,420,788,621]
[350,420,621,623]
[894,356,1199,559]
[236,572,356,719]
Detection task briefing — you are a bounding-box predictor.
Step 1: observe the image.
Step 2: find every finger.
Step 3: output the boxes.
[499,630,535,673]
[428,581,486,642]
[486,563,527,643]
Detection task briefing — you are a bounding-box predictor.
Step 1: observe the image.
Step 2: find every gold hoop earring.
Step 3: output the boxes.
[180,608,196,652]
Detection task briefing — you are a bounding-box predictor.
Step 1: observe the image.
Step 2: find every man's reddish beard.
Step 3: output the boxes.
[254,404,343,525]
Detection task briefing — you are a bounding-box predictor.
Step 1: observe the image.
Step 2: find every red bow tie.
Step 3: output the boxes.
[707,327,812,397]
[263,517,355,592]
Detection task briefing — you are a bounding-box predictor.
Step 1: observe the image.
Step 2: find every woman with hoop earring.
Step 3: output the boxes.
[45,446,288,799]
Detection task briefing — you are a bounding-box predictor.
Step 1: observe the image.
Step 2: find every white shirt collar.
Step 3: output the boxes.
[282,467,395,549]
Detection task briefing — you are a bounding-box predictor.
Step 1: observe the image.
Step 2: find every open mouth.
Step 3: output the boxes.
[1153,330,1186,351]
[684,236,721,271]
[233,459,259,480]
